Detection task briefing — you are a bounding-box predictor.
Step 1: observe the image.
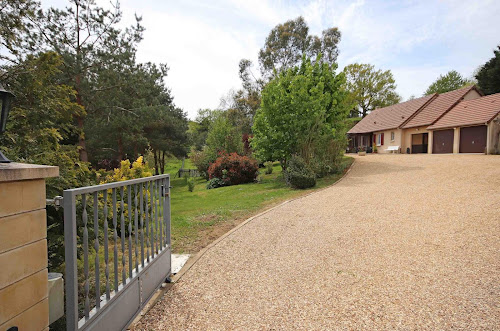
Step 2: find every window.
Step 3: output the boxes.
[377,134,382,146]
[391,132,395,141]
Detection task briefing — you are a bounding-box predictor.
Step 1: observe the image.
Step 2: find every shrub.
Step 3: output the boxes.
[187,177,195,192]
[284,155,316,189]
[190,147,213,180]
[207,152,259,186]
[101,156,153,183]
[206,177,227,189]
[264,161,273,174]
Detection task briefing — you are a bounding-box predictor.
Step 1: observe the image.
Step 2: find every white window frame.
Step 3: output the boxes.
[376,134,382,146]
[391,131,395,141]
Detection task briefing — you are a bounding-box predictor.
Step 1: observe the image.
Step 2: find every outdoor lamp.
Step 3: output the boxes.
[0,83,15,163]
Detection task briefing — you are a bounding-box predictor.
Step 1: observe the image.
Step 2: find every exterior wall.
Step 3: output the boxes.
[462,89,482,101]
[373,129,402,153]
[0,163,58,331]
[402,126,430,154]
[487,114,500,154]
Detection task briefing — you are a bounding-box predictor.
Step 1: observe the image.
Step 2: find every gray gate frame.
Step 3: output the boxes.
[64,175,171,331]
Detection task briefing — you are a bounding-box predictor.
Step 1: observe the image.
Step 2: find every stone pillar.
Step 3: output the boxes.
[453,128,460,154]
[0,163,58,331]
[428,131,433,154]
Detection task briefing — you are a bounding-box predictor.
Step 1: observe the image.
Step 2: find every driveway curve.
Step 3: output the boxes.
[136,154,500,330]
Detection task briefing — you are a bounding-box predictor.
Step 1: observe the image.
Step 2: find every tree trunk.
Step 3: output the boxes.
[161,151,166,174]
[153,149,159,175]
[76,114,88,162]
[117,136,124,161]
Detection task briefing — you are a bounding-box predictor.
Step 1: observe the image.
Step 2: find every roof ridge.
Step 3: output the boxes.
[399,93,439,129]
[426,85,479,127]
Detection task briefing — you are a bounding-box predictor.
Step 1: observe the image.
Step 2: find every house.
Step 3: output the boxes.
[347,85,487,154]
[400,85,482,154]
[427,93,500,154]
[348,93,437,153]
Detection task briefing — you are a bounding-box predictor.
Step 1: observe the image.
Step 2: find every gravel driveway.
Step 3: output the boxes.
[135,154,500,330]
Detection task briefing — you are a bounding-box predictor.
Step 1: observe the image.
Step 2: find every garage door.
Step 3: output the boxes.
[432,129,454,154]
[460,125,487,153]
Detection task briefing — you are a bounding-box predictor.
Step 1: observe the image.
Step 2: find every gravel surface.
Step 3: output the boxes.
[135,155,500,330]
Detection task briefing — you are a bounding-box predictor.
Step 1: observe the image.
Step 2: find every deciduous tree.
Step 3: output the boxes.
[343,63,401,117]
[258,16,341,78]
[425,70,474,95]
[252,56,349,170]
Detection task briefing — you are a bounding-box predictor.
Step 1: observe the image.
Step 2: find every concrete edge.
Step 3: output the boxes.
[127,157,356,329]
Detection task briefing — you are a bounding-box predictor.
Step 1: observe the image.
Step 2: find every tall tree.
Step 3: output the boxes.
[85,62,172,165]
[0,0,38,66]
[252,56,349,170]
[425,70,474,95]
[258,16,341,78]
[27,0,144,162]
[143,106,189,175]
[476,45,500,95]
[343,63,401,118]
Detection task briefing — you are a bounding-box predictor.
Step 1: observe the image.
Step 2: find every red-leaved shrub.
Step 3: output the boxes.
[208,152,259,186]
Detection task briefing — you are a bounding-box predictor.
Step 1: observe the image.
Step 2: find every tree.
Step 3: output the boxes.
[343,63,401,118]
[143,106,189,175]
[27,0,144,162]
[258,16,341,78]
[85,62,173,165]
[188,108,218,151]
[0,0,38,66]
[205,112,243,158]
[252,56,349,170]
[425,70,474,95]
[476,46,500,95]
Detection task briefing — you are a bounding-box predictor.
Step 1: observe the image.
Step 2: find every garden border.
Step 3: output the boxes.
[127,157,356,329]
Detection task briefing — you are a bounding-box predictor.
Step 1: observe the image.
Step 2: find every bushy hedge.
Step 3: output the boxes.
[284,155,316,189]
[207,152,259,188]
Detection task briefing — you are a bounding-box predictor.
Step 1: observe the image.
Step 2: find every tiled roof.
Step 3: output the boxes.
[348,94,436,134]
[402,85,477,129]
[427,93,500,130]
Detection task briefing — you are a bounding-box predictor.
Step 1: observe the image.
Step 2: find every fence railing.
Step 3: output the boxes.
[64,174,171,331]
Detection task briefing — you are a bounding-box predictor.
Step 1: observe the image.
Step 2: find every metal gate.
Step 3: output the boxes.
[63,175,171,331]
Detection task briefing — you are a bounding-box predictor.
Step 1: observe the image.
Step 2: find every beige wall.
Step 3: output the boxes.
[0,164,58,331]
[402,126,430,154]
[462,89,482,101]
[487,114,500,154]
[373,129,402,153]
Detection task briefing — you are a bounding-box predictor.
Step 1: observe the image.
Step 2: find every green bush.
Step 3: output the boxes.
[284,155,316,189]
[190,147,213,180]
[206,177,227,189]
[187,177,195,192]
[264,161,273,174]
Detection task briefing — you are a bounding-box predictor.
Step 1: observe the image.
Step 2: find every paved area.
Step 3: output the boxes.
[136,155,500,330]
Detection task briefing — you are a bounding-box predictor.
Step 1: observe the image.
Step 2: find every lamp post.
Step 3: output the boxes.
[0,83,15,163]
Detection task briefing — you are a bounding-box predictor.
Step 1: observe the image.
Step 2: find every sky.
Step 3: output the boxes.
[43,0,500,119]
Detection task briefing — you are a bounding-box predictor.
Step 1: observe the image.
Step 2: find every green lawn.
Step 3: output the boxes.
[165,157,354,253]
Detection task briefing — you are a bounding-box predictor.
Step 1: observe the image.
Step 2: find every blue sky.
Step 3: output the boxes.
[44,0,500,118]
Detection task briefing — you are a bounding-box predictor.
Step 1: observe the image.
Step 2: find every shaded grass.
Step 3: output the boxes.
[169,157,354,253]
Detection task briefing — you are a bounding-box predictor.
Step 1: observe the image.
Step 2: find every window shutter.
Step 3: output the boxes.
[373,134,376,143]
[381,133,384,145]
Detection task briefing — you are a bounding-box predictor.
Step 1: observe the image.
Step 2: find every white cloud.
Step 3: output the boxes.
[42,0,500,116]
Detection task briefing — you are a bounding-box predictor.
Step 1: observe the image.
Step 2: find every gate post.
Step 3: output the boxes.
[64,190,78,331]
[0,162,58,331]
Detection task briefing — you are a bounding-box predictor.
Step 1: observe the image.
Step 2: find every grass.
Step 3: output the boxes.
[167,157,354,253]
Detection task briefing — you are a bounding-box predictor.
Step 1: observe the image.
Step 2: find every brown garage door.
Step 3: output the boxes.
[460,125,487,153]
[433,129,454,154]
